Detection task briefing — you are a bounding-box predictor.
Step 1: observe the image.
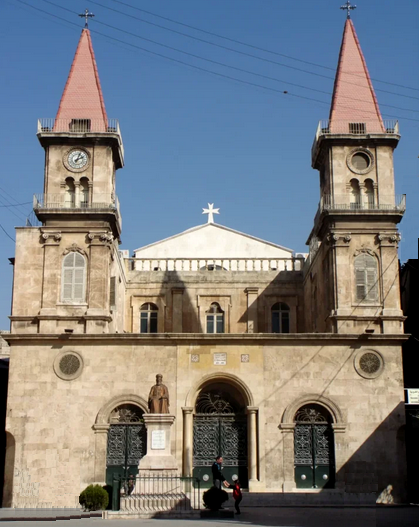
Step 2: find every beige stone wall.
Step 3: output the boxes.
[3,336,406,506]
[125,270,304,334]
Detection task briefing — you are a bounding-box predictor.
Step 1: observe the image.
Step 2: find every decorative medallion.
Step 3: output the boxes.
[241,354,250,363]
[347,148,374,175]
[63,148,90,172]
[191,354,200,363]
[354,349,384,379]
[53,351,83,380]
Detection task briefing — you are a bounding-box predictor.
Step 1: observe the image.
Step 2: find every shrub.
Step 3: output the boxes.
[203,486,229,510]
[79,484,109,511]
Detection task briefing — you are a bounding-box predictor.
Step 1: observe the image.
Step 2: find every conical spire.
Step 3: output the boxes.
[329,19,384,133]
[55,29,107,132]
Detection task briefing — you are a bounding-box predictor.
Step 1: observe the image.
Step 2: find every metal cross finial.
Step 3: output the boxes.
[340,1,356,19]
[202,203,220,224]
[79,8,95,28]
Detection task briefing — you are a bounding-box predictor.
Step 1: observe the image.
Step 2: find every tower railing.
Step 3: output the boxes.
[312,119,399,159]
[33,193,119,212]
[37,118,121,135]
[320,194,406,212]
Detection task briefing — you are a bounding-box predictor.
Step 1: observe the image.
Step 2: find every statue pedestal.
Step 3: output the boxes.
[139,414,177,474]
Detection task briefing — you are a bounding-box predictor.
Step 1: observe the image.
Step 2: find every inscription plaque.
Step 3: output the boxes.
[151,430,166,450]
[213,352,227,365]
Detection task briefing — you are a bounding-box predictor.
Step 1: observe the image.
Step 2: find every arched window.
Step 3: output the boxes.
[364,179,375,208]
[355,254,378,303]
[271,302,290,333]
[206,303,224,334]
[65,178,75,208]
[140,303,158,333]
[80,177,89,208]
[62,252,86,303]
[349,179,361,209]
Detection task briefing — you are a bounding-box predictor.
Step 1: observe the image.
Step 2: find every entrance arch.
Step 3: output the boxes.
[193,382,248,488]
[94,395,148,487]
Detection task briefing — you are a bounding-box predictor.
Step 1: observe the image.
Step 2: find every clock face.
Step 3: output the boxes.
[66,149,89,170]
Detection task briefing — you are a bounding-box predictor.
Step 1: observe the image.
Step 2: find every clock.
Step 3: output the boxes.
[64,148,89,171]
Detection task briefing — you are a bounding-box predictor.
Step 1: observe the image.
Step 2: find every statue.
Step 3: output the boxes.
[148,374,170,413]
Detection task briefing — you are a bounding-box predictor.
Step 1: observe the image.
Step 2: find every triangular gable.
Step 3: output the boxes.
[329,20,384,133]
[134,223,293,259]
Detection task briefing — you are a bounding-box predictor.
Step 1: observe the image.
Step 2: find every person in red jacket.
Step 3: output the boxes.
[231,479,242,514]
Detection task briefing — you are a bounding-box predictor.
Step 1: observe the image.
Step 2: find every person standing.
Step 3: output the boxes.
[211,456,230,489]
[231,479,242,514]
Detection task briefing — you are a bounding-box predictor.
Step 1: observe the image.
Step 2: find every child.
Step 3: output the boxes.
[231,478,242,514]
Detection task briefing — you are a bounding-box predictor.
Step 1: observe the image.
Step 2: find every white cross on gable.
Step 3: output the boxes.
[202,203,220,224]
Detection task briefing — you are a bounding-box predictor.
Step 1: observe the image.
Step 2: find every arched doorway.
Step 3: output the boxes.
[105,404,147,486]
[193,383,248,488]
[294,404,335,489]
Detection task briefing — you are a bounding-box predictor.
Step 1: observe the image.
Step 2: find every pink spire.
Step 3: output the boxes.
[55,29,108,131]
[329,19,384,133]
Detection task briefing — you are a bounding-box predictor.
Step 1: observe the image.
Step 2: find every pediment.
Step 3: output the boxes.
[134,223,293,259]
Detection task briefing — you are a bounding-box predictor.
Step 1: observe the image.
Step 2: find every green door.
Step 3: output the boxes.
[294,405,335,489]
[192,390,248,488]
[105,404,146,487]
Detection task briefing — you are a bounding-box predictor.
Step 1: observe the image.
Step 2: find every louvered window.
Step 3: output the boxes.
[355,254,378,303]
[62,252,86,303]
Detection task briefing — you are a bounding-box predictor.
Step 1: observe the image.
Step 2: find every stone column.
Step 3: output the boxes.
[172,289,184,333]
[332,424,347,490]
[182,407,193,477]
[245,288,258,333]
[280,423,295,491]
[247,406,258,482]
[92,424,109,483]
[74,181,80,207]
[39,233,61,331]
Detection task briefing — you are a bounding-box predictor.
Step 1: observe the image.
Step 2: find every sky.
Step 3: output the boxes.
[0,0,418,329]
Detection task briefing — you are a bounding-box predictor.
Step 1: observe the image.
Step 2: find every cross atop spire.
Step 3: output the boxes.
[79,8,94,28]
[340,1,356,19]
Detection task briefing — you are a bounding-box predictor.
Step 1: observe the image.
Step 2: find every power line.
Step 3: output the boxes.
[35,0,419,115]
[0,224,15,243]
[110,0,419,94]
[42,0,419,103]
[0,202,32,208]
[12,0,419,123]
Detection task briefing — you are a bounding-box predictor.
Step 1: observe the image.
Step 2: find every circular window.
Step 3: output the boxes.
[54,351,83,380]
[354,349,384,379]
[347,149,374,175]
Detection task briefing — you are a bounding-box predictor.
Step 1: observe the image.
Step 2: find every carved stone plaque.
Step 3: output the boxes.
[151,430,166,450]
[213,352,227,365]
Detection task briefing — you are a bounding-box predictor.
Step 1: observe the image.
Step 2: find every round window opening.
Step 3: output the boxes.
[354,349,383,379]
[359,352,381,374]
[54,351,83,380]
[347,149,374,175]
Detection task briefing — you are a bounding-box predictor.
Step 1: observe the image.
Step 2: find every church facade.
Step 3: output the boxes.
[3,17,407,507]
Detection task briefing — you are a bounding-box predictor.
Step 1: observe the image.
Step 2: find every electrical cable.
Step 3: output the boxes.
[12,0,419,123]
[110,0,419,93]
[0,224,15,243]
[35,0,419,115]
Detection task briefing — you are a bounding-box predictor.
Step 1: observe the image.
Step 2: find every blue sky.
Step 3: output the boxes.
[0,0,418,328]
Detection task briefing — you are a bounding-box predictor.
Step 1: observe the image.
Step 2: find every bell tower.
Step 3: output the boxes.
[10,28,124,335]
[306,15,405,334]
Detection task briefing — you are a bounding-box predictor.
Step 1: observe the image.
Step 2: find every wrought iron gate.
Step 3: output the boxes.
[193,391,248,488]
[294,405,335,489]
[105,405,147,487]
